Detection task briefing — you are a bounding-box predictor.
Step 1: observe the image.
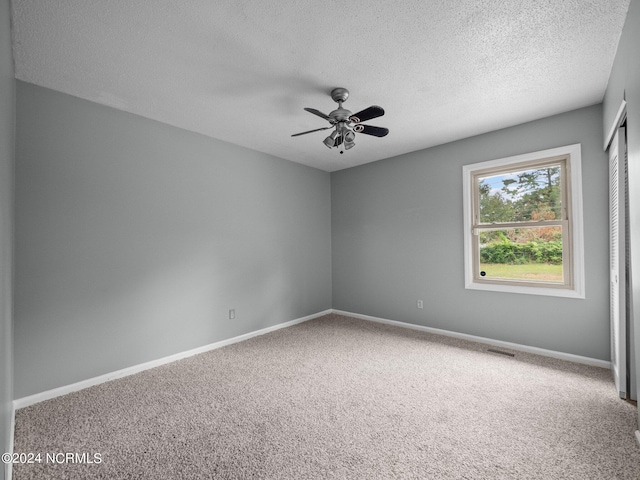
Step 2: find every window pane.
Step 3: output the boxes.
[478,226,563,283]
[477,165,562,223]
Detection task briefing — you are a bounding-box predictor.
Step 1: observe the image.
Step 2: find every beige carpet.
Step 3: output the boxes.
[12,314,640,479]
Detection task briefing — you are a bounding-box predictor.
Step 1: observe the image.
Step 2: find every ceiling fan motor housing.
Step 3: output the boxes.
[329,108,352,123]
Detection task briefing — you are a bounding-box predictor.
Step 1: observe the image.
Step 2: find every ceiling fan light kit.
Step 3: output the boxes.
[292,88,389,154]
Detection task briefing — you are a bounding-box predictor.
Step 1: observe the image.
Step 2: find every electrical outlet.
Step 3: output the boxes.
[417,300,424,309]
[229,309,235,320]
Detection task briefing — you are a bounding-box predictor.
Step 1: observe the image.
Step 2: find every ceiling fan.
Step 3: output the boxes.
[292,87,389,153]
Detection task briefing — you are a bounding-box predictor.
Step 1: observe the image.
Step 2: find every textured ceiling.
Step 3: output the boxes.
[11,0,631,172]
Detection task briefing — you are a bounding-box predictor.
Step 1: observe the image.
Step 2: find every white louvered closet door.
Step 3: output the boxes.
[610,127,627,399]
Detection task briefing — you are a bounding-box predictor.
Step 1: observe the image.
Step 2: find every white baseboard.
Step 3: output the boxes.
[14,310,332,410]
[635,430,640,449]
[332,309,611,369]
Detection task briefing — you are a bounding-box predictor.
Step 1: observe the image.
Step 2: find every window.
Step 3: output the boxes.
[462,144,585,298]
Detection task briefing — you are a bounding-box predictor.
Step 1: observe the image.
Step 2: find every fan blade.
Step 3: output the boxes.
[304,108,331,121]
[291,126,333,137]
[358,125,389,137]
[349,105,384,123]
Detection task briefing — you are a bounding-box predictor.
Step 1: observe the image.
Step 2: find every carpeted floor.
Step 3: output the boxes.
[12,314,640,479]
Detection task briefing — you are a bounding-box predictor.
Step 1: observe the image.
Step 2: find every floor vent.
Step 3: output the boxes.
[487,348,515,357]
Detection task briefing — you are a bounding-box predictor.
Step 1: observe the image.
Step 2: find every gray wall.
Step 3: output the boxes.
[14,82,331,398]
[0,0,14,477]
[332,104,609,360]
[604,0,640,416]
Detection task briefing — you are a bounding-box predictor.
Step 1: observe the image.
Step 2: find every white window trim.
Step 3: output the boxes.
[462,144,585,299]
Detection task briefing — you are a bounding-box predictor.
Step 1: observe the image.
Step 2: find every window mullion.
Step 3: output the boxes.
[474,220,564,233]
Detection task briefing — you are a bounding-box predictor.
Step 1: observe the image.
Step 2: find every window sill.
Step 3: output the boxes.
[465,280,585,299]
